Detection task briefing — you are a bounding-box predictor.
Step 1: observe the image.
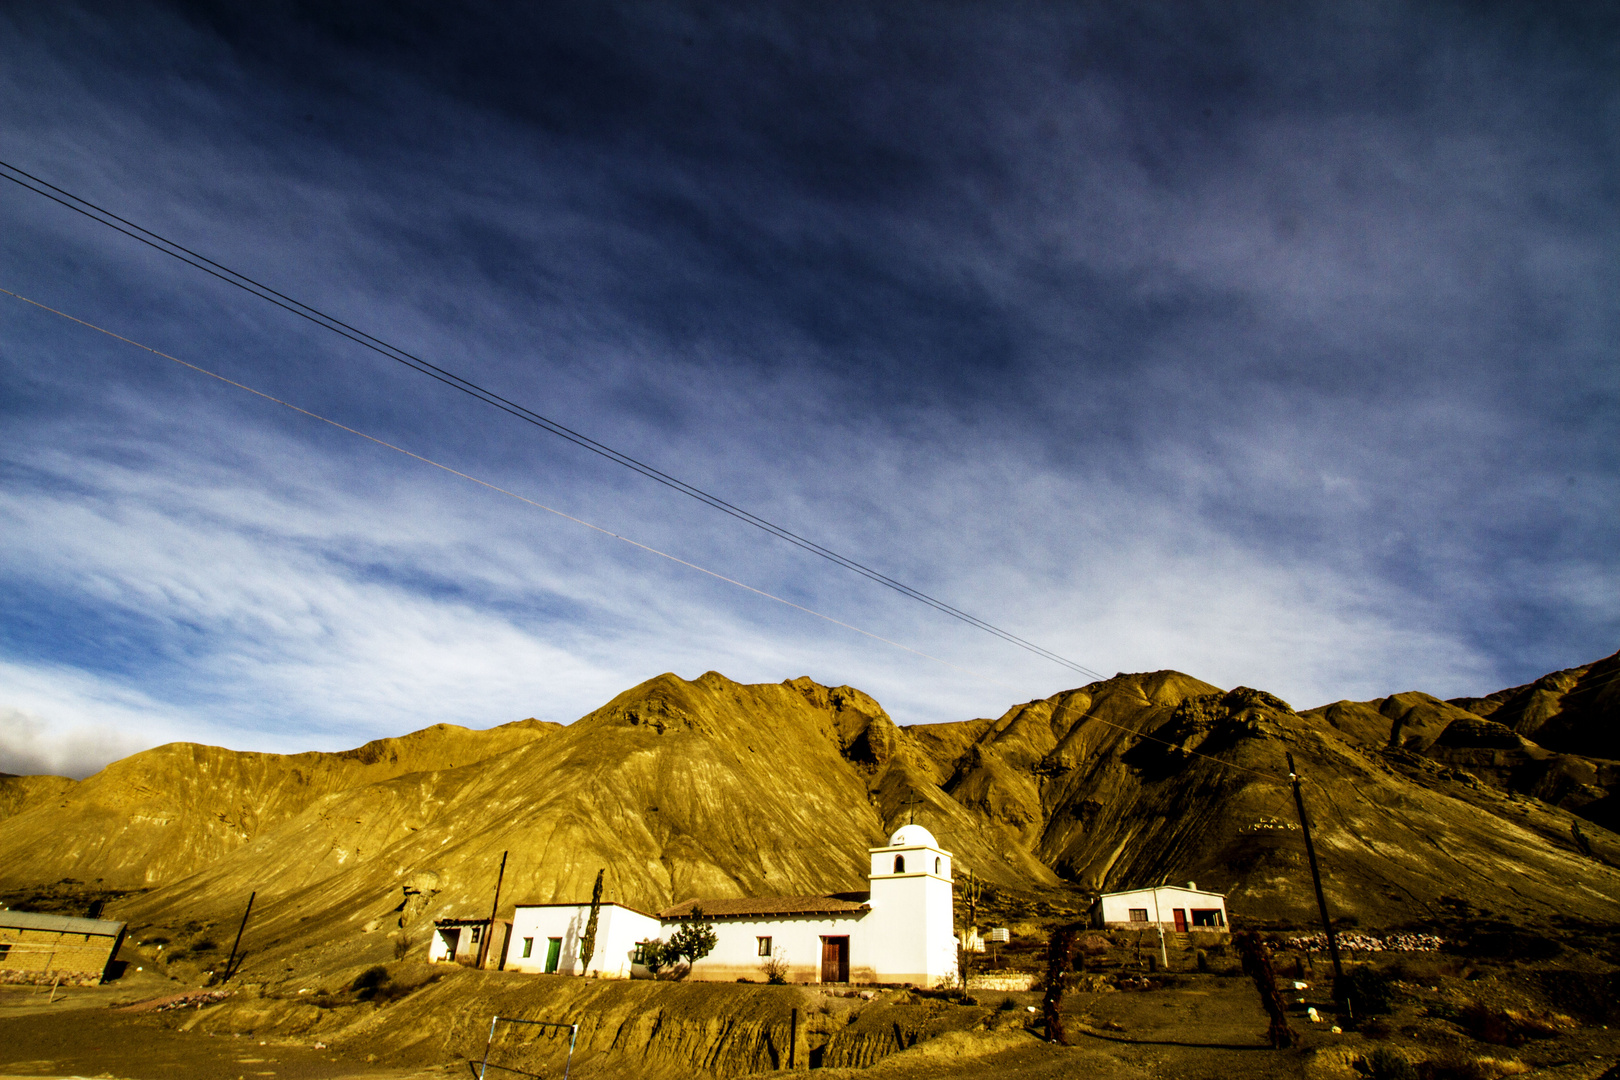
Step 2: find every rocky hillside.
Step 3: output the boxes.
[0,772,76,822]
[0,719,559,888]
[0,655,1615,982]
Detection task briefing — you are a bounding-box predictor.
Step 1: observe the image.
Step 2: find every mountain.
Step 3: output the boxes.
[0,720,558,889]
[0,772,76,823]
[1302,649,1620,833]
[0,658,1616,983]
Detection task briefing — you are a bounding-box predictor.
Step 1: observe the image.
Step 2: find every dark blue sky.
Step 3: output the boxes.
[2,1,1616,775]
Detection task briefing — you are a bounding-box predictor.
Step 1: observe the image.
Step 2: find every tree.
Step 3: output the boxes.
[663,906,718,973]
[638,939,666,976]
[957,868,982,986]
[1235,931,1297,1049]
[578,869,605,974]
[1041,922,1083,1044]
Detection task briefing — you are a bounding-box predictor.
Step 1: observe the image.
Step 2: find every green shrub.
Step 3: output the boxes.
[351,965,391,1000]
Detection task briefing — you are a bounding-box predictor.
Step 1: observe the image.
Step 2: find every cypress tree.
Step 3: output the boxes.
[579,868,605,974]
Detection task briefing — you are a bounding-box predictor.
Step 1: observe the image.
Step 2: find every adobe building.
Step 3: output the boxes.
[506,824,957,985]
[426,916,510,969]
[505,900,660,978]
[0,910,127,986]
[1092,882,1229,932]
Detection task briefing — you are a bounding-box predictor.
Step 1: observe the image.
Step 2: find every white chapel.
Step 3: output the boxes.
[486,824,957,985]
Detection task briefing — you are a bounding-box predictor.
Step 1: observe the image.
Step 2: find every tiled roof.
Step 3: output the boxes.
[658,893,871,920]
[0,910,126,936]
[508,900,659,919]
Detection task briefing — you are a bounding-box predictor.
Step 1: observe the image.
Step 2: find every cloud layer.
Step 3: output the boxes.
[1,1,1615,775]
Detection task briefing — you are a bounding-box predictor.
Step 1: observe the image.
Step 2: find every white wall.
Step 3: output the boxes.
[508,904,662,978]
[502,828,959,986]
[686,913,867,983]
[427,925,457,963]
[1099,887,1228,930]
[864,837,956,986]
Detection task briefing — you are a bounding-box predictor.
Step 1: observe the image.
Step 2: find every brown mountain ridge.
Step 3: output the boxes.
[1,655,1616,981]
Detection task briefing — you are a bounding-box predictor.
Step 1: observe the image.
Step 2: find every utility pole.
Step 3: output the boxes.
[221,891,255,985]
[1150,888,1168,969]
[1286,752,1343,992]
[477,851,508,971]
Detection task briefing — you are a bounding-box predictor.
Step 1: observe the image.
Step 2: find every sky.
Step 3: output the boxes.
[1,1,1616,778]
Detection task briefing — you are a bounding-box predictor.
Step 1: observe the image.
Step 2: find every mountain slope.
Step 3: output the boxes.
[0,719,559,889]
[1,660,1616,986]
[912,674,1620,925]
[110,672,1058,974]
[0,773,76,823]
[1451,649,1620,760]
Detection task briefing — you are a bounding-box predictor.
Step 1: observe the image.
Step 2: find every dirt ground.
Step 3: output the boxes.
[3,958,1618,1080]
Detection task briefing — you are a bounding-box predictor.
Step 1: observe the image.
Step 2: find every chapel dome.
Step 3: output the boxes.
[889,824,939,848]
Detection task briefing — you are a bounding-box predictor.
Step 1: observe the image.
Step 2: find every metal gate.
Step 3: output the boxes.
[477,1016,578,1080]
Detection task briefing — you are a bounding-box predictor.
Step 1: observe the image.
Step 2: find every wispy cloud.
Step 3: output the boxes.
[0,1,1615,773]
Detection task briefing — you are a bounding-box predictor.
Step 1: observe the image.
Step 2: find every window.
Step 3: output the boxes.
[934,857,941,874]
[633,941,653,964]
[521,937,534,958]
[1190,909,1221,928]
[470,925,482,943]
[0,942,9,961]
[894,855,906,873]
[757,936,772,956]
[1127,908,1149,922]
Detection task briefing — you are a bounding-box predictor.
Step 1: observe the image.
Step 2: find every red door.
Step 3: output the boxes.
[820,936,849,983]
[1173,909,1187,933]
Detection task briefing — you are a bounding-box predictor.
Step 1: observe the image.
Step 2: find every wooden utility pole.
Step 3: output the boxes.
[477,851,508,970]
[1286,752,1343,990]
[220,891,255,984]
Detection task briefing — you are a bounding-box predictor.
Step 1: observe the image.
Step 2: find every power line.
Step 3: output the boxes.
[0,159,1107,683]
[0,285,998,686]
[3,285,1288,780]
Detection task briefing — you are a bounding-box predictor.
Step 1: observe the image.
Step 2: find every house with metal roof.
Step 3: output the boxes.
[1092,882,1229,933]
[502,825,956,985]
[0,910,127,986]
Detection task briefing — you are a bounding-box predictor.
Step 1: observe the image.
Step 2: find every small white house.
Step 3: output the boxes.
[496,824,957,985]
[507,902,661,978]
[1094,882,1229,932]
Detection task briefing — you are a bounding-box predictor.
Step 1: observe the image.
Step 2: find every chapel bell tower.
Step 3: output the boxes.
[866,824,956,986]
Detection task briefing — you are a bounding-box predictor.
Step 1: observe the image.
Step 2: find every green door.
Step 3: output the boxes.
[544,937,562,973]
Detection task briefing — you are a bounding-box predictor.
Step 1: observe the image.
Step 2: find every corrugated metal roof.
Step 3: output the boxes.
[1098,885,1228,899]
[658,893,871,920]
[0,910,126,936]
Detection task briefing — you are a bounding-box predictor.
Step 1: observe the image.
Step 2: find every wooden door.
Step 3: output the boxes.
[1172,909,1187,933]
[820,936,849,983]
